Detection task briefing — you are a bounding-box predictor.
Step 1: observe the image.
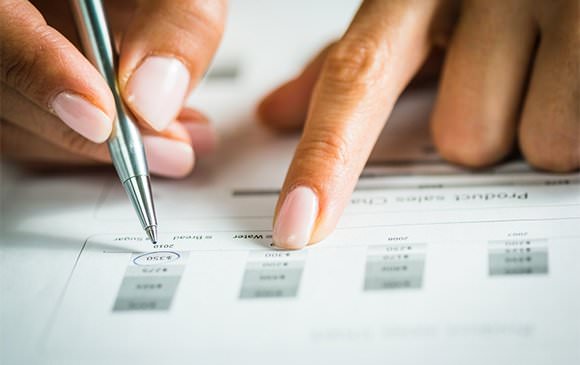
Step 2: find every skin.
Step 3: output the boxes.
[259,0,580,247]
[1,0,579,248]
[0,0,225,166]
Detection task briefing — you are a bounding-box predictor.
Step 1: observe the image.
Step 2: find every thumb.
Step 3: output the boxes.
[0,0,114,143]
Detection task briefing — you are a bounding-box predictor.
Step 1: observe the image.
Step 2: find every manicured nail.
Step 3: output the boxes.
[273,186,318,249]
[51,92,112,143]
[183,122,217,155]
[126,56,190,131]
[142,136,194,178]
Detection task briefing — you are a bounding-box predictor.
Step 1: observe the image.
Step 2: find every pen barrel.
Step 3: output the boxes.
[70,0,148,181]
[70,0,157,235]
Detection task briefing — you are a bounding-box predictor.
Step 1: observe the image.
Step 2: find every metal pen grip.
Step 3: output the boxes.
[70,0,149,181]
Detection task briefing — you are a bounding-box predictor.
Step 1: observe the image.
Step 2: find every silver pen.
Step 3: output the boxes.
[70,0,158,243]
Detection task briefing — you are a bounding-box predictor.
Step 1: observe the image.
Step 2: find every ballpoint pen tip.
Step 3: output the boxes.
[145,226,158,244]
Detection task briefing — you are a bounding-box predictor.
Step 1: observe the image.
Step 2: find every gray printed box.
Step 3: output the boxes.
[245,260,304,270]
[240,286,299,299]
[364,244,426,291]
[240,250,305,299]
[114,276,181,298]
[112,251,186,312]
[367,244,426,255]
[125,265,185,277]
[241,268,303,287]
[113,297,173,311]
[364,276,423,290]
[489,252,548,276]
[366,253,426,263]
[364,260,425,277]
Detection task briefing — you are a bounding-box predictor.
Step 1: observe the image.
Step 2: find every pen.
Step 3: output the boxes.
[70,0,158,243]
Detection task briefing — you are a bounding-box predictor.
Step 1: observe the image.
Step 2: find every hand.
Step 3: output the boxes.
[0,0,225,177]
[258,0,580,249]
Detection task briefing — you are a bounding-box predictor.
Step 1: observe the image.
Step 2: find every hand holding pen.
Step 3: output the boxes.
[0,0,222,176]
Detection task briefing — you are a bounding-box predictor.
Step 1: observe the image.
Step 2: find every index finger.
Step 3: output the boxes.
[272,0,441,249]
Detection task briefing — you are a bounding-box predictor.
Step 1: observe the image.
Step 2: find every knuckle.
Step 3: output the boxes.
[158,2,224,43]
[520,129,580,172]
[296,130,351,170]
[432,125,513,168]
[535,0,580,29]
[553,0,580,21]
[191,0,226,35]
[1,23,62,97]
[1,39,37,93]
[324,35,386,88]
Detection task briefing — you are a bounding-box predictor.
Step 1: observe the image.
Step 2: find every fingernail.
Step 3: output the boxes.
[51,92,112,143]
[142,136,194,178]
[183,122,217,155]
[126,56,190,131]
[273,186,318,249]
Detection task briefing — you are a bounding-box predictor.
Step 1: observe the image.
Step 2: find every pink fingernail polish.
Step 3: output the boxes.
[273,186,318,249]
[142,136,195,178]
[183,122,217,155]
[126,56,190,131]
[51,92,112,143]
